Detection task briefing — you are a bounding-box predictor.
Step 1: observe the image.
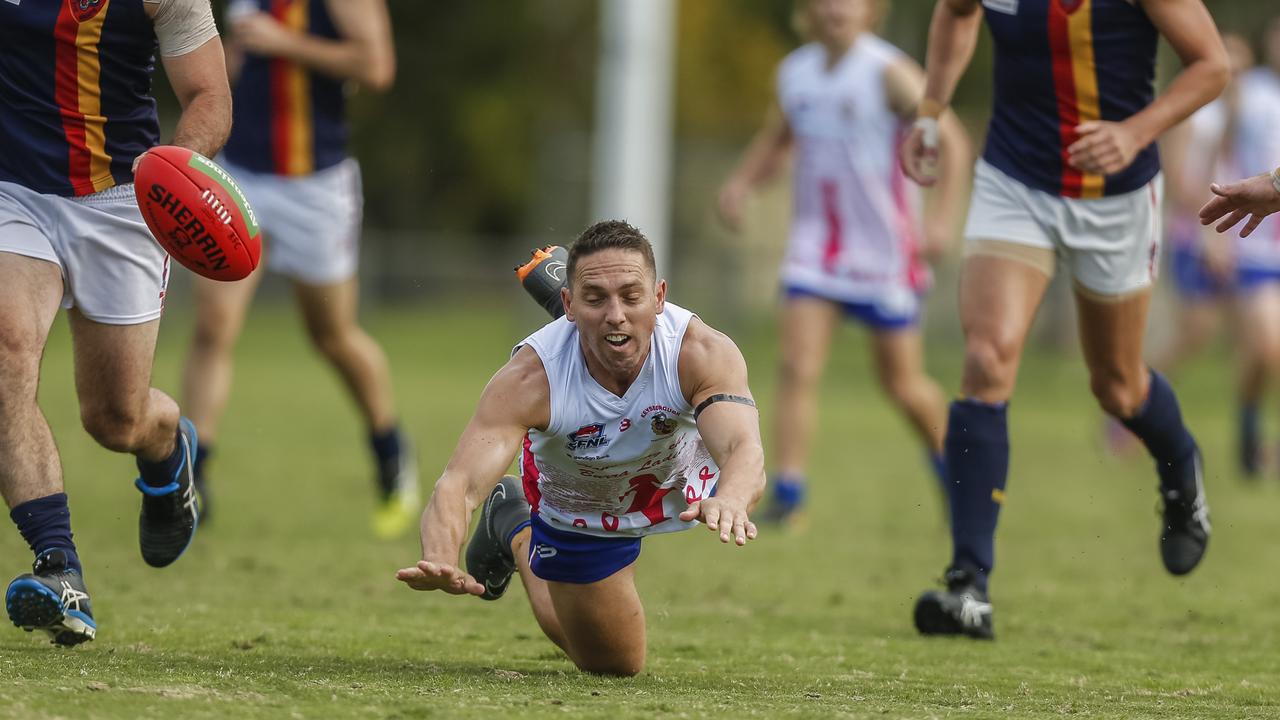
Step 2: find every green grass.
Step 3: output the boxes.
[3,300,1279,719]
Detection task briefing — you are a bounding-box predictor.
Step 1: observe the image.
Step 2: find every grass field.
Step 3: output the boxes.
[3,299,1280,719]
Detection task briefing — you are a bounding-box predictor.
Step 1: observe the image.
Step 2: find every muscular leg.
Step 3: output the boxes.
[69,312,178,461]
[772,296,839,473]
[870,327,947,455]
[293,277,397,433]
[948,251,1051,588]
[182,269,264,443]
[509,527,645,677]
[0,255,64,510]
[72,308,204,571]
[1075,288,1153,418]
[510,528,566,651]
[1077,286,1205,575]
[957,255,1050,402]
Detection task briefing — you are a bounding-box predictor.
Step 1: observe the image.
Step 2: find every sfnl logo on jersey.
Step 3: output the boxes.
[566,423,610,452]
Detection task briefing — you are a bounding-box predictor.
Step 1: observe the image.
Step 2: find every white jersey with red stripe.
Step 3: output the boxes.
[515,302,719,539]
[1232,67,1280,268]
[777,35,926,304]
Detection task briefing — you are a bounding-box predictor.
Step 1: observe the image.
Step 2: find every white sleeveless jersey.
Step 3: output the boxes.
[1232,68,1280,267]
[515,303,719,538]
[777,35,927,304]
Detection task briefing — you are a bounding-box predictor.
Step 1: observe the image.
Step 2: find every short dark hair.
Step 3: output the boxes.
[566,220,657,284]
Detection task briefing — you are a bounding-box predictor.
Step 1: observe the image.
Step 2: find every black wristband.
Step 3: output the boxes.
[694,394,757,419]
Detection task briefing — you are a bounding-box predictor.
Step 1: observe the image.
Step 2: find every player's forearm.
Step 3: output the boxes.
[170,91,231,159]
[1127,59,1229,149]
[932,113,972,232]
[418,477,474,565]
[712,441,766,511]
[272,33,394,90]
[921,0,983,112]
[727,126,791,191]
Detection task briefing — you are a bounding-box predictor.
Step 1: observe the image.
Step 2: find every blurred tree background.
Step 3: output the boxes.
[184,0,1275,316]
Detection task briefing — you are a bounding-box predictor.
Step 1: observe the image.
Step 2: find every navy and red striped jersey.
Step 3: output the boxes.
[222,0,348,176]
[0,0,160,197]
[982,0,1160,198]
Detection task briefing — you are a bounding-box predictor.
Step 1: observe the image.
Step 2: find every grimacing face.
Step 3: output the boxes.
[562,248,666,385]
[807,0,868,48]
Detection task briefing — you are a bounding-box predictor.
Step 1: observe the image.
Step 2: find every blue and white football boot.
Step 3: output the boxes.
[136,417,200,568]
[6,549,96,646]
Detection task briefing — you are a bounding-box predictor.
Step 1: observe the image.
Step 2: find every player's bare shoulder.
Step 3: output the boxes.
[677,316,751,404]
[482,344,552,432]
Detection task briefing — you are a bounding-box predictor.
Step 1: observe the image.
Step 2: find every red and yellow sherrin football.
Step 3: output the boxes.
[134,146,261,282]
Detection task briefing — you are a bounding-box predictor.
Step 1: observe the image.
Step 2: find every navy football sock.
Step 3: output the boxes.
[946,399,1009,592]
[193,444,212,483]
[10,493,81,573]
[1120,370,1198,495]
[371,425,404,496]
[137,428,187,489]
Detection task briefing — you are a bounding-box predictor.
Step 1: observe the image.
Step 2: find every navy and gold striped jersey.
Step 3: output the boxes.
[982,0,1160,198]
[222,0,348,176]
[0,0,160,197]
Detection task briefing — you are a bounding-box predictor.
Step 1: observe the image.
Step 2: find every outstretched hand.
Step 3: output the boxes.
[679,497,758,546]
[1199,173,1280,238]
[395,560,484,596]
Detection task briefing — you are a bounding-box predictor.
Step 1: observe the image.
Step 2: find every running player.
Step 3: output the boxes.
[717,0,969,522]
[901,0,1228,638]
[397,221,765,676]
[1,0,228,645]
[181,0,417,537]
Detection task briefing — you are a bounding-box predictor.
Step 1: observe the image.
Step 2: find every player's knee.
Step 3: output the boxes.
[80,404,146,452]
[190,319,239,356]
[880,373,919,408]
[778,353,822,389]
[961,336,1018,394]
[306,324,348,360]
[0,328,44,383]
[1089,372,1145,418]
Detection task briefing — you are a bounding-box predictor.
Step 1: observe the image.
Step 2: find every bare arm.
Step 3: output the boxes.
[920,0,984,112]
[232,0,395,91]
[161,38,232,158]
[717,102,794,232]
[397,347,550,595]
[885,56,971,256]
[900,0,983,185]
[676,319,765,546]
[1068,0,1228,175]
